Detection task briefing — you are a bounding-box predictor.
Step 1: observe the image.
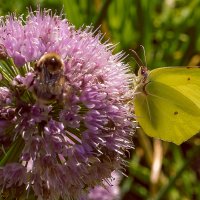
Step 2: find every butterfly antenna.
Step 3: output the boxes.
[140,45,147,67]
[131,49,144,67]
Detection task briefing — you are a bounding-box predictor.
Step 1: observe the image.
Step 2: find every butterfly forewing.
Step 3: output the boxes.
[134,66,200,144]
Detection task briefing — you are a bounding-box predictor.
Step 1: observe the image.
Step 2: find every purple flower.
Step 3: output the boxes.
[88,171,122,200]
[0,9,134,199]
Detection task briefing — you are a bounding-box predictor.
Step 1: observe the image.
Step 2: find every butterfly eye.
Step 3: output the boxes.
[141,67,147,75]
[141,68,145,75]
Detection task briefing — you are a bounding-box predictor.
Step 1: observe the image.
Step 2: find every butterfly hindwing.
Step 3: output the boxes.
[134,67,200,144]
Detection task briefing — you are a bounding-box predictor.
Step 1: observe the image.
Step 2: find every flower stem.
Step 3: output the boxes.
[94,0,113,28]
[151,145,200,200]
[0,136,24,166]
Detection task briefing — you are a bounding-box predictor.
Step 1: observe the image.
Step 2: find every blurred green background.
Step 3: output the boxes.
[1,0,200,199]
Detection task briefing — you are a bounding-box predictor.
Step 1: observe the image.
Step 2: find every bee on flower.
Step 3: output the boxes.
[0,9,134,200]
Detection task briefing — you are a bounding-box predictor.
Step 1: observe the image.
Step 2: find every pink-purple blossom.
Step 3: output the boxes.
[88,171,121,200]
[0,9,134,200]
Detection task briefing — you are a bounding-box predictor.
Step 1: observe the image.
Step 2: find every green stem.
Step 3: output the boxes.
[0,136,24,166]
[137,128,153,166]
[94,0,112,28]
[151,145,200,200]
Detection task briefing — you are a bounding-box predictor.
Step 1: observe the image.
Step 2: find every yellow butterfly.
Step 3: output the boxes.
[132,51,200,145]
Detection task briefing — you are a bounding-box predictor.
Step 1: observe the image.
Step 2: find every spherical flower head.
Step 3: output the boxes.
[0,9,134,200]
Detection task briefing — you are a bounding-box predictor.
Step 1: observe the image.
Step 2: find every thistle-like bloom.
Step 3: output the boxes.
[88,171,121,200]
[0,9,134,200]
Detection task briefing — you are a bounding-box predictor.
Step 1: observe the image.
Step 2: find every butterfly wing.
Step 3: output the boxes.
[134,67,200,145]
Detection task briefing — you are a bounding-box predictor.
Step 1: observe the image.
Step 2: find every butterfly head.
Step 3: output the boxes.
[138,66,148,83]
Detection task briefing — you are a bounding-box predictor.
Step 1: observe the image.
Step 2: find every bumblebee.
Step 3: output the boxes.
[33,53,65,104]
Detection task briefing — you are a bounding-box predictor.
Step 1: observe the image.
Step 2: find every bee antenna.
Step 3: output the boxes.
[140,45,147,67]
[130,49,144,67]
